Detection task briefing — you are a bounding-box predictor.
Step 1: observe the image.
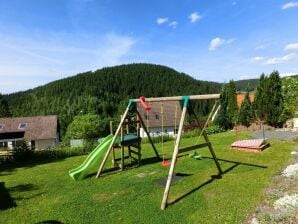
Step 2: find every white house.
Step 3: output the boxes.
[0,115,59,150]
[137,101,182,138]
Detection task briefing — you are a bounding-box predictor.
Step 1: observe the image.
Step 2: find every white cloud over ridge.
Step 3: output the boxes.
[188,12,202,23]
[265,53,298,65]
[281,2,298,9]
[284,43,298,51]
[157,17,168,25]
[169,21,178,28]
[250,56,264,63]
[255,45,265,50]
[208,37,234,51]
[0,32,135,93]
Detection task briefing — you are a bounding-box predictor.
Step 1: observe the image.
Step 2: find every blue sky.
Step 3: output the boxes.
[0,0,298,94]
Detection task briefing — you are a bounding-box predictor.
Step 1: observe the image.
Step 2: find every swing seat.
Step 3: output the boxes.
[189,151,202,160]
[161,160,171,167]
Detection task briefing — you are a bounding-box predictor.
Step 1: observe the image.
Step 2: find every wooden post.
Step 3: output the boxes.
[109,121,113,134]
[96,103,131,178]
[191,108,223,175]
[120,120,125,171]
[136,110,160,158]
[110,121,116,166]
[160,97,189,210]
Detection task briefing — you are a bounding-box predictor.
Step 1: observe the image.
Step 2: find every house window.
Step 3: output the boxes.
[155,114,159,120]
[0,124,4,129]
[18,123,28,129]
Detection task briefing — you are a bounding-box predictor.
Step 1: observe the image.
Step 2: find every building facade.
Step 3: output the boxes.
[0,115,59,150]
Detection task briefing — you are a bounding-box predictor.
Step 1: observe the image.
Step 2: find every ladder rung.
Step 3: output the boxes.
[178,142,210,154]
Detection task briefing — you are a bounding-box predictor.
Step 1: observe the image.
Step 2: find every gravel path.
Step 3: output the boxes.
[245,147,298,224]
[251,130,298,140]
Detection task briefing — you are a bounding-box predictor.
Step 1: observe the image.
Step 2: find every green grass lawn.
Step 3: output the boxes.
[0,131,296,224]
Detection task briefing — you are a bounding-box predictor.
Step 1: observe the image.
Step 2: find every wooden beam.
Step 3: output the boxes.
[136,110,160,158]
[160,97,189,210]
[178,142,210,154]
[191,108,223,175]
[131,94,220,103]
[96,103,131,178]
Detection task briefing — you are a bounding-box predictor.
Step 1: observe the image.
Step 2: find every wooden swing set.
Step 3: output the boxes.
[95,94,223,210]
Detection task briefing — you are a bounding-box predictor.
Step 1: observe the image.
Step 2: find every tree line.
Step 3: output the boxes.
[215,71,297,129]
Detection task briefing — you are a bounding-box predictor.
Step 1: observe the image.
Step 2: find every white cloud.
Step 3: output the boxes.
[188,12,202,23]
[100,33,135,65]
[169,21,178,28]
[265,53,298,65]
[284,43,298,51]
[0,32,135,93]
[250,56,264,63]
[156,17,168,25]
[255,45,266,50]
[280,72,298,77]
[281,1,298,9]
[209,38,224,51]
[226,38,236,44]
[208,37,234,51]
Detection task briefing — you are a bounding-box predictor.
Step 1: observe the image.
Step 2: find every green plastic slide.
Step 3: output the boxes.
[69,134,114,181]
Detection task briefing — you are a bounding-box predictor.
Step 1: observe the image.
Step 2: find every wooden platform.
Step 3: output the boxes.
[231,139,269,152]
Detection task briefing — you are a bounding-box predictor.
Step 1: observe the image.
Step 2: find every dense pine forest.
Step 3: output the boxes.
[3,63,222,137]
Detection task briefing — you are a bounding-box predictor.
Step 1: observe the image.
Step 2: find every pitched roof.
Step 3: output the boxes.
[0,115,58,140]
[237,93,255,107]
[137,101,182,128]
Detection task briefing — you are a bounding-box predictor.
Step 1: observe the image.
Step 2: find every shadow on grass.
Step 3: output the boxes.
[0,157,66,175]
[87,156,162,178]
[8,183,39,192]
[0,182,16,210]
[168,157,267,206]
[36,220,63,224]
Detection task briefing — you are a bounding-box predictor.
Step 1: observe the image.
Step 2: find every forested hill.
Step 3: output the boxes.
[5,63,222,137]
[234,79,259,92]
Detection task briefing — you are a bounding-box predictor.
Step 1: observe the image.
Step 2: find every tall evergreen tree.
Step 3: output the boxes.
[253,71,283,127]
[280,76,298,122]
[226,80,238,123]
[238,90,253,127]
[253,73,268,121]
[266,71,283,126]
[214,86,233,130]
[0,93,11,117]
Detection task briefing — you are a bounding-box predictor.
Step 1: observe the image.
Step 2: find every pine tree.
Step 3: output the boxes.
[253,71,284,127]
[214,86,233,130]
[0,93,11,117]
[238,90,253,127]
[253,73,268,121]
[266,71,283,126]
[226,80,238,123]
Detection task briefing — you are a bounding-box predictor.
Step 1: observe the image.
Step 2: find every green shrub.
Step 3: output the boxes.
[13,141,33,162]
[31,146,86,160]
[142,134,174,144]
[183,125,225,138]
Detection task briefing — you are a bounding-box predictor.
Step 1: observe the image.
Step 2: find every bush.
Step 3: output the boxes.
[13,141,33,162]
[183,125,225,138]
[31,146,86,160]
[142,134,174,144]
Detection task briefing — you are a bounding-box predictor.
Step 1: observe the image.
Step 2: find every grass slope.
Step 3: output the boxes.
[0,132,295,224]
